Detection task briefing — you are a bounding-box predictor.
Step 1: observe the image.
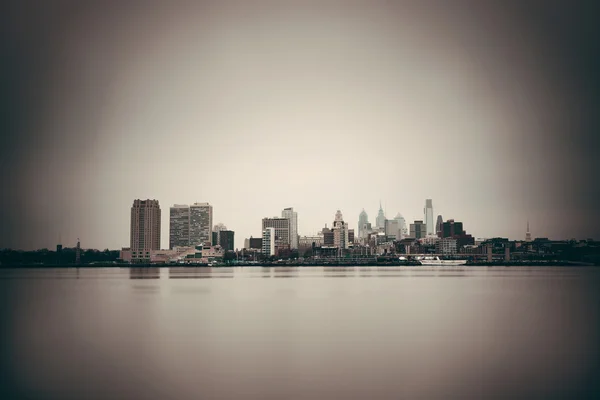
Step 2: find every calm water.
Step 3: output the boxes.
[1,267,599,399]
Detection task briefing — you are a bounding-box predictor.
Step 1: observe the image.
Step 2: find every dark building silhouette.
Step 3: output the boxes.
[213,230,235,251]
[442,220,464,238]
[249,237,262,249]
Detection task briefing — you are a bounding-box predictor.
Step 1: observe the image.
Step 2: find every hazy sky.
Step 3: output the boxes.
[1,0,599,250]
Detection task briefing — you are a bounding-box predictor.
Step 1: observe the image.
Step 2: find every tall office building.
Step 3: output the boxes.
[385,219,400,240]
[214,230,235,252]
[131,199,161,260]
[442,219,464,238]
[394,213,407,239]
[282,207,298,249]
[358,209,369,239]
[262,227,275,256]
[376,201,386,230]
[169,204,190,249]
[262,217,290,246]
[424,199,434,235]
[189,203,212,247]
[525,221,532,242]
[409,220,427,239]
[332,210,349,249]
[435,215,444,237]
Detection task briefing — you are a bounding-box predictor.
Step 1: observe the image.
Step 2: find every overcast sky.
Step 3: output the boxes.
[1,0,599,250]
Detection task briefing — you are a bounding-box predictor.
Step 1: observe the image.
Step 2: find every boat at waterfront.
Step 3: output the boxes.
[419,256,467,266]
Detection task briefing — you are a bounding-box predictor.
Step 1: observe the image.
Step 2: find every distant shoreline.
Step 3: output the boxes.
[0,261,597,268]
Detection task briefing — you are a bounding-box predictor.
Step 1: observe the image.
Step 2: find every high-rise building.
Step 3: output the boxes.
[215,230,235,252]
[358,209,369,239]
[409,220,427,239]
[189,203,212,247]
[435,215,444,237]
[424,199,434,236]
[212,223,227,246]
[376,201,386,230]
[436,238,457,254]
[131,199,161,262]
[169,204,190,249]
[262,217,290,246]
[282,207,298,249]
[394,213,408,239]
[442,219,464,238]
[262,228,275,256]
[385,219,400,240]
[525,221,532,242]
[332,210,349,249]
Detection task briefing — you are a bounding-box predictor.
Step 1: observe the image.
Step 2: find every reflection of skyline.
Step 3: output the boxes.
[129,268,161,279]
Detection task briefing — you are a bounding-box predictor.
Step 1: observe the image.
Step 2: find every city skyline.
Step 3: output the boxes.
[1,1,599,251]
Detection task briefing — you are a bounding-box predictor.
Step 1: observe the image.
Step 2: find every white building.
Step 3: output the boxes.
[375,202,386,231]
[282,207,298,249]
[262,228,276,256]
[358,209,369,239]
[424,199,434,236]
[394,213,408,239]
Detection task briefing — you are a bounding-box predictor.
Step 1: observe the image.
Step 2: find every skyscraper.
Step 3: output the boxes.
[358,209,369,239]
[436,215,444,237]
[131,199,161,261]
[169,204,190,249]
[409,220,427,239]
[262,217,290,247]
[282,207,298,249]
[189,203,212,247]
[376,201,386,230]
[424,199,434,236]
[332,210,349,249]
[525,221,532,242]
[394,213,407,239]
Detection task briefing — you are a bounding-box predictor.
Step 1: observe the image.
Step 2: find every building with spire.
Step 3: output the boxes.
[525,221,532,242]
[376,201,386,231]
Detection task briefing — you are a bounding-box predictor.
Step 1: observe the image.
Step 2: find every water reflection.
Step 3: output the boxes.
[169,267,234,279]
[129,267,160,279]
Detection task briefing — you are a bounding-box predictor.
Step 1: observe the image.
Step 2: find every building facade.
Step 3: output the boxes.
[130,199,161,262]
[262,227,275,256]
[376,202,386,230]
[436,238,458,254]
[262,217,290,246]
[189,203,213,247]
[169,204,190,249]
[358,209,369,239]
[332,210,349,249]
[424,199,434,236]
[282,207,298,249]
[409,220,427,239]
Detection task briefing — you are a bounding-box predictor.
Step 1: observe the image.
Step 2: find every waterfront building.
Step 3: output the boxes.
[169,204,190,249]
[247,237,262,250]
[189,203,213,247]
[376,202,386,230]
[348,229,355,244]
[322,225,334,247]
[262,228,275,256]
[282,207,299,249]
[299,235,324,253]
[131,199,161,262]
[409,220,427,239]
[424,199,434,236]
[436,238,458,254]
[262,217,290,246]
